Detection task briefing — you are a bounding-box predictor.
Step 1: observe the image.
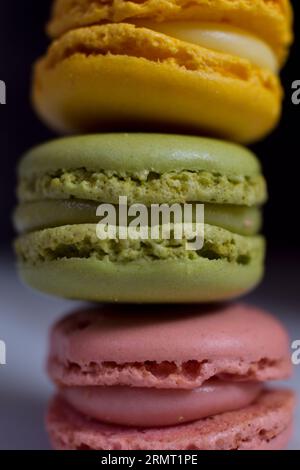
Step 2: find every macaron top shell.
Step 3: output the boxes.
[18,134,267,208]
[48,304,292,388]
[48,0,293,64]
[19,134,262,177]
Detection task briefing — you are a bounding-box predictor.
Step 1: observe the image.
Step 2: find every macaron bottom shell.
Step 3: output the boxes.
[17,252,264,303]
[33,43,280,143]
[47,390,294,450]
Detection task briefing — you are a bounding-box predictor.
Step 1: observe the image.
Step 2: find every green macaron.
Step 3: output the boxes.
[14,133,267,303]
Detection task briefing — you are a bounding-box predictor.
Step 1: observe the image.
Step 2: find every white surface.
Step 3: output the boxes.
[0,251,299,450]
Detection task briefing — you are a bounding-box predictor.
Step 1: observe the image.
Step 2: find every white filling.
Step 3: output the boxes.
[134,21,278,72]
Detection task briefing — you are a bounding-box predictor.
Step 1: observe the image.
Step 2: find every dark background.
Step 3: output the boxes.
[0,1,299,251]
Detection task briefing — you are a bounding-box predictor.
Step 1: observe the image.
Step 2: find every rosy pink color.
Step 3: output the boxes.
[47,389,295,450]
[48,304,291,389]
[61,381,262,427]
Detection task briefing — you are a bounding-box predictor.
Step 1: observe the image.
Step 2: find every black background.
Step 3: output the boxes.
[0,0,299,251]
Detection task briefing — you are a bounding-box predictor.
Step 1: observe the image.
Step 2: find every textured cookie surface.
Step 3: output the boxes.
[15,224,264,266]
[17,134,267,207]
[47,390,294,450]
[47,304,292,389]
[48,0,293,64]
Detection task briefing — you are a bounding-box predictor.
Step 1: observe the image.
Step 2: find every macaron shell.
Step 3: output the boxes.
[19,133,262,177]
[18,254,264,304]
[47,0,293,65]
[33,25,281,142]
[46,389,295,450]
[47,304,291,388]
[18,134,267,208]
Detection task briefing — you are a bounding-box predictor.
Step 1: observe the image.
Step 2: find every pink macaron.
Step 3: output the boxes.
[46,303,294,450]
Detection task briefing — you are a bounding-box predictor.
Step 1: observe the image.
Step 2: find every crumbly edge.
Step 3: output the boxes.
[18,168,267,207]
[15,223,265,266]
[50,0,290,24]
[39,24,280,96]
[47,0,293,63]
[48,356,290,389]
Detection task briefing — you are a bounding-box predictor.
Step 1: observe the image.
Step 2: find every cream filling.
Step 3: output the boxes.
[134,21,278,72]
[61,382,262,427]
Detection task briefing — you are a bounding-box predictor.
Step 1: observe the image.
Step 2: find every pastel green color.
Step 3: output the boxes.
[16,224,264,303]
[17,257,264,303]
[18,134,267,207]
[19,134,264,176]
[15,224,264,265]
[14,200,262,236]
[15,133,267,303]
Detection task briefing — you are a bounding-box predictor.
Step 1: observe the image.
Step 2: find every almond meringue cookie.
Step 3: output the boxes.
[14,134,267,303]
[32,0,293,142]
[46,304,295,450]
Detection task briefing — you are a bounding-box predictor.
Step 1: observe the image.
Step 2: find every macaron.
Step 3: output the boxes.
[14,133,267,303]
[32,1,293,142]
[46,303,294,450]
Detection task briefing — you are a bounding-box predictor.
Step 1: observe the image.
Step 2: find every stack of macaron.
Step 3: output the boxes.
[14,0,295,450]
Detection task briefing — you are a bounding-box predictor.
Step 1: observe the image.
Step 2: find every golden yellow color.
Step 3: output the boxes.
[33,24,282,142]
[33,1,293,140]
[48,0,293,65]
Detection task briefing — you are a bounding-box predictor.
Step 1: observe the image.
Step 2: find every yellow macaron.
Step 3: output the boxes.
[33,0,293,142]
